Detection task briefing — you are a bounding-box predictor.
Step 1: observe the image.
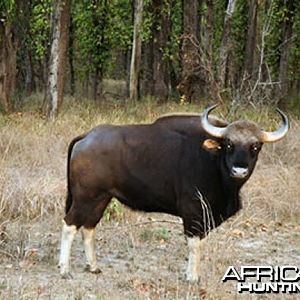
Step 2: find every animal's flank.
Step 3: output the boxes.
[65,133,87,214]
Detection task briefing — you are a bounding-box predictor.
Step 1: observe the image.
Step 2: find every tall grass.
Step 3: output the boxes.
[0,96,299,299]
[0,98,205,222]
[0,97,299,223]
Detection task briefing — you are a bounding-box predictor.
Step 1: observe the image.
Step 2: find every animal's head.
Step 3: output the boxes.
[201,105,289,182]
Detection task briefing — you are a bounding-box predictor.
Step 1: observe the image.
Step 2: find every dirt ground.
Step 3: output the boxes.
[1,211,300,299]
[0,106,299,299]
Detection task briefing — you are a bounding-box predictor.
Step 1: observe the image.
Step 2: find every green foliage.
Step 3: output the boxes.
[263,0,284,78]
[109,0,132,49]
[167,0,181,72]
[140,0,181,79]
[0,0,16,20]
[141,0,153,43]
[212,0,227,62]
[73,1,109,75]
[3,0,300,106]
[231,0,248,74]
[30,0,52,59]
[73,0,132,78]
[262,0,297,79]
[103,199,124,222]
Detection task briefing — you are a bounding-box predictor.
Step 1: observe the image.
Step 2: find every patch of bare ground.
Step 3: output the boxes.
[0,102,299,299]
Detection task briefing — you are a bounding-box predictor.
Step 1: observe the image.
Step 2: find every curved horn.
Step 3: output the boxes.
[201,104,227,138]
[261,108,289,143]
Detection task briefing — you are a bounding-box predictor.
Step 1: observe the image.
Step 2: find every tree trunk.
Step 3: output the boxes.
[243,0,258,80]
[44,0,71,119]
[278,0,295,106]
[25,51,35,95]
[0,21,17,112]
[125,48,132,98]
[141,41,154,97]
[129,0,143,103]
[218,0,236,90]
[93,66,103,102]
[177,0,201,102]
[83,70,90,98]
[152,0,171,102]
[69,14,75,96]
[205,0,214,60]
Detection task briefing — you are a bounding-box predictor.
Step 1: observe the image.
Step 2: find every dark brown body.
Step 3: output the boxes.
[59,107,288,281]
[65,115,244,237]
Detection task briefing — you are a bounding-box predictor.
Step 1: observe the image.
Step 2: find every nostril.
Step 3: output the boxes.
[231,166,249,178]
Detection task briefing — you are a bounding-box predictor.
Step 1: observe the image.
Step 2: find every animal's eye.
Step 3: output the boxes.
[226,141,234,151]
[251,143,261,153]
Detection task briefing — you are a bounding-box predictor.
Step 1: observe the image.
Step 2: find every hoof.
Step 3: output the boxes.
[61,272,73,280]
[84,265,102,274]
[185,273,200,284]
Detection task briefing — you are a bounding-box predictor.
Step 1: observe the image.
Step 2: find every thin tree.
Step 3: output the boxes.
[0,0,22,112]
[44,0,71,119]
[152,0,170,101]
[0,19,16,112]
[129,0,143,103]
[243,0,258,80]
[205,0,214,60]
[177,0,201,103]
[218,0,236,90]
[68,13,75,96]
[91,0,109,102]
[278,0,295,105]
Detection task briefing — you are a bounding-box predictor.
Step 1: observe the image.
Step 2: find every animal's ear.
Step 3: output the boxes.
[202,139,222,153]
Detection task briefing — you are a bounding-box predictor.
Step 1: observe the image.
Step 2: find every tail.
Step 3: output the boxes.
[65,133,86,214]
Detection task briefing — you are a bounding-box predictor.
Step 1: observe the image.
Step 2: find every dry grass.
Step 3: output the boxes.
[0,98,299,299]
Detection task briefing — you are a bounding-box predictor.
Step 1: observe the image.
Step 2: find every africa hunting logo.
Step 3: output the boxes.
[222,266,300,293]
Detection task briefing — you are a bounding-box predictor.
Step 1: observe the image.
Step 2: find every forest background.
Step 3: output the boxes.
[1,1,300,298]
[1,0,300,117]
